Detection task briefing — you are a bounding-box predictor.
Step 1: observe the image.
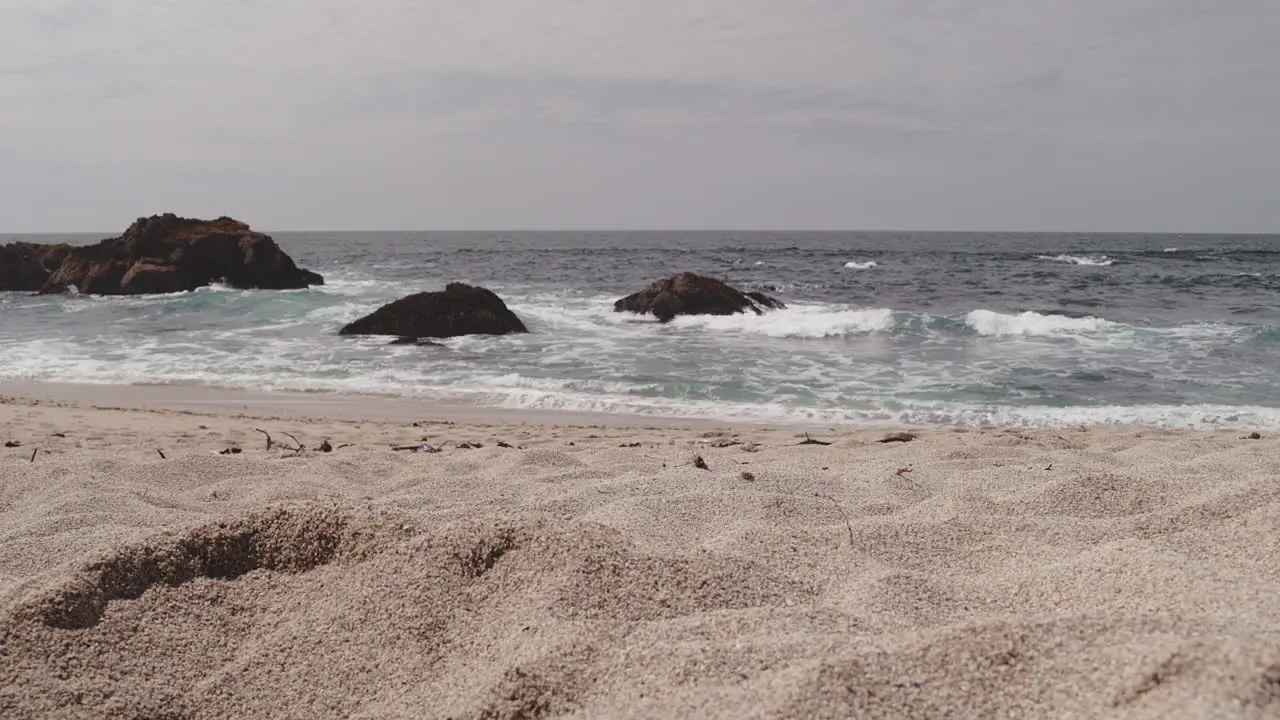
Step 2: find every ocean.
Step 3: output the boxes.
[1,231,1278,429]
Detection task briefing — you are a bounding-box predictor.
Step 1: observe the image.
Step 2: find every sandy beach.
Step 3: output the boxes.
[2,385,1279,718]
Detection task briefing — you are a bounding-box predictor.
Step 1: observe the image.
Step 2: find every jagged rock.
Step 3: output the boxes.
[339,283,529,340]
[614,272,786,322]
[0,243,73,292]
[745,291,787,310]
[0,213,323,295]
[120,262,189,295]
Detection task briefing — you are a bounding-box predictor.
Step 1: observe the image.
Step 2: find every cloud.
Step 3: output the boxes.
[0,1,1277,230]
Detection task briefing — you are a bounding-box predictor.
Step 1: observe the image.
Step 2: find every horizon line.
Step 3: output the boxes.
[3,227,1277,237]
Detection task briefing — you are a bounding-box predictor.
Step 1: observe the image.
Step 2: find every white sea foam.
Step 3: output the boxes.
[3,332,1278,430]
[192,282,235,293]
[844,260,878,270]
[965,310,1116,336]
[305,300,390,326]
[671,305,894,338]
[882,402,1280,431]
[1036,254,1114,267]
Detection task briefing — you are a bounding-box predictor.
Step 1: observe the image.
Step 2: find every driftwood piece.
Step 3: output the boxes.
[878,432,917,444]
[281,432,304,453]
[393,443,440,453]
[254,428,274,450]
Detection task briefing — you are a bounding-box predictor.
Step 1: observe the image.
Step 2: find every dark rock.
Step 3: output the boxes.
[120,262,188,295]
[340,283,529,340]
[0,243,73,292]
[614,272,786,322]
[745,291,786,310]
[2,213,323,295]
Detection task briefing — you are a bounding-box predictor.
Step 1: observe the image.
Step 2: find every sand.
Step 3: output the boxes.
[2,389,1279,718]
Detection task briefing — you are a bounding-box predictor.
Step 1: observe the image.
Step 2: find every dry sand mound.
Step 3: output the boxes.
[4,499,1280,719]
[3,402,1280,718]
[1,503,815,719]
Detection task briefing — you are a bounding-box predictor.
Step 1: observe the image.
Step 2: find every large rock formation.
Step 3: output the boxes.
[0,213,322,294]
[614,272,785,322]
[339,283,529,340]
[0,243,73,292]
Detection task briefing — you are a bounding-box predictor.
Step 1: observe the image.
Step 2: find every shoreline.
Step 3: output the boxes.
[0,379,786,430]
[0,379,1262,434]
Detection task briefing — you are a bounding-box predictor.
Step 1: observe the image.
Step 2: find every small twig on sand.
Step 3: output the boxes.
[817,493,854,547]
[798,433,832,446]
[254,428,273,450]
[393,443,440,453]
[878,432,917,444]
[895,465,914,476]
[29,447,37,463]
[157,449,166,459]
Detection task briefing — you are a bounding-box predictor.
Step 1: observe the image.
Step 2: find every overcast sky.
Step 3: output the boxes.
[1,1,1277,232]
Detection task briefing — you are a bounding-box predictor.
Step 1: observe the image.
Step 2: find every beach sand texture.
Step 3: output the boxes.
[2,395,1279,718]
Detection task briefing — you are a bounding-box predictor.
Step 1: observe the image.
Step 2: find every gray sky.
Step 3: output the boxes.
[2,1,1278,232]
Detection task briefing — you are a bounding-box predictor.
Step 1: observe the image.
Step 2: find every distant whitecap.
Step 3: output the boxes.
[1036,254,1114,267]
